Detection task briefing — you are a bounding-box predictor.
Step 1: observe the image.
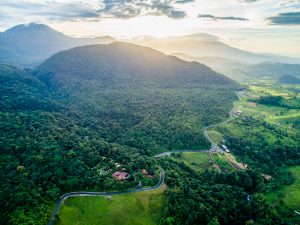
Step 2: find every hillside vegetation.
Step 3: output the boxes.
[0,42,239,224]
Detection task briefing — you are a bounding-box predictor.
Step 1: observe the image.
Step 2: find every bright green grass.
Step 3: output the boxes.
[56,186,166,225]
[237,85,300,131]
[265,166,300,211]
[172,152,213,171]
[249,85,298,97]
[207,130,223,144]
[212,153,234,172]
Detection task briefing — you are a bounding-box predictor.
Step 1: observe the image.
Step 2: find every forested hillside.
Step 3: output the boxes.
[36,42,238,153]
[0,43,239,224]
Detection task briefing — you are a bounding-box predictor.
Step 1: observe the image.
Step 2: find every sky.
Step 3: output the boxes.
[0,0,300,57]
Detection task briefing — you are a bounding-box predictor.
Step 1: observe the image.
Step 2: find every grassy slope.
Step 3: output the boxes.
[212,153,235,172]
[207,130,223,144]
[216,83,300,218]
[171,152,213,171]
[266,166,300,211]
[238,84,300,130]
[56,185,166,225]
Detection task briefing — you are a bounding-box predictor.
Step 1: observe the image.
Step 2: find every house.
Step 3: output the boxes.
[221,144,230,152]
[221,144,228,150]
[236,110,242,115]
[141,169,149,175]
[112,171,129,180]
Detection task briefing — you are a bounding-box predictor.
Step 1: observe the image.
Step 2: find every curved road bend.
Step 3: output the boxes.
[49,96,241,225]
[48,168,164,225]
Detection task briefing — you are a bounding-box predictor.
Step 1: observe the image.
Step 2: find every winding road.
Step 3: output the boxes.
[48,167,164,225]
[48,94,242,225]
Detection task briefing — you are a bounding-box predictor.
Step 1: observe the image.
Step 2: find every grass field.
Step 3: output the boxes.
[265,166,300,212]
[171,152,213,171]
[212,153,235,172]
[55,185,166,225]
[207,130,223,145]
[235,84,300,132]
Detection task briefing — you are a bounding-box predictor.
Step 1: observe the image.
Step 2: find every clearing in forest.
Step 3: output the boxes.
[55,185,167,225]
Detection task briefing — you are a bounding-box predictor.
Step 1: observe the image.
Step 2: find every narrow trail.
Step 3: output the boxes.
[48,94,242,225]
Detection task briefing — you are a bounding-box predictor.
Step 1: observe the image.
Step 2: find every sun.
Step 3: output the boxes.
[52,16,195,39]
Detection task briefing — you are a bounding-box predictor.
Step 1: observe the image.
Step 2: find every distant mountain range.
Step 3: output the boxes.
[172,52,300,82]
[0,23,114,67]
[1,23,300,83]
[132,34,300,82]
[133,34,300,65]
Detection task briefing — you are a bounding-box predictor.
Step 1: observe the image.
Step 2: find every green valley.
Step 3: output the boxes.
[0,23,299,225]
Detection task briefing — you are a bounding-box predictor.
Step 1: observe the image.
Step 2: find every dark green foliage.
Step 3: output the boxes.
[215,116,300,223]
[159,159,280,225]
[254,95,300,109]
[0,43,239,224]
[35,43,238,153]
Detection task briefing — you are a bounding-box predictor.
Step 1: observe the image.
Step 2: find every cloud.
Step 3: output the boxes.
[198,14,248,21]
[0,0,103,23]
[0,0,187,26]
[275,0,300,10]
[101,0,186,19]
[237,0,259,2]
[268,11,300,25]
[174,0,194,3]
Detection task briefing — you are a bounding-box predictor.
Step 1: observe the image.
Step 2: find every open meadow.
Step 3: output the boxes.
[55,185,167,225]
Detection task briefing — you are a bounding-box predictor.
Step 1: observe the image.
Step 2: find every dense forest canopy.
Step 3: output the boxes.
[35,42,239,152]
[0,43,239,224]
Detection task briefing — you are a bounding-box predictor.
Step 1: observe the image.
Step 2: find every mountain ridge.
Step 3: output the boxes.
[0,23,114,67]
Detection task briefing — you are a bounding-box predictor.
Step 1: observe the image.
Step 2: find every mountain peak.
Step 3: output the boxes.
[4,23,54,33]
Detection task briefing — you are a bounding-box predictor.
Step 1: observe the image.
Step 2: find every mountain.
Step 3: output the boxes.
[172,52,300,82]
[133,34,300,65]
[0,64,58,111]
[278,75,300,84]
[0,23,114,67]
[1,43,239,223]
[35,42,238,151]
[246,62,300,79]
[36,42,235,88]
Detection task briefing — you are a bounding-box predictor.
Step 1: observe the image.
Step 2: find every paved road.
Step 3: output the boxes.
[154,149,210,158]
[49,94,242,225]
[48,167,164,225]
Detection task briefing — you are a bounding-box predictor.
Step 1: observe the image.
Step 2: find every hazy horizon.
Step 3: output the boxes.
[0,0,300,57]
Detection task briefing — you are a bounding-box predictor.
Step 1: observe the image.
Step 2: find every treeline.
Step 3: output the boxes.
[159,159,285,225]
[0,50,238,225]
[253,95,300,109]
[213,116,300,223]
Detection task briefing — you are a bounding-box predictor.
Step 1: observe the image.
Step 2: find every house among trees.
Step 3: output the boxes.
[141,169,149,175]
[112,171,129,180]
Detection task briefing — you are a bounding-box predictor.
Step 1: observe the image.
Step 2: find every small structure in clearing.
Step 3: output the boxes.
[262,173,272,181]
[235,110,242,116]
[112,171,129,180]
[141,169,149,175]
[221,144,230,152]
